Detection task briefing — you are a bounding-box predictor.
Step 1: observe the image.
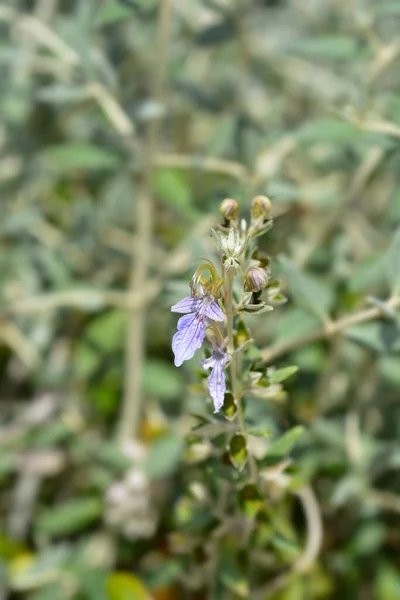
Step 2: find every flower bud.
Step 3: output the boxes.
[251,195,272,219]
[220,198,239,221]
[244,267,269,292]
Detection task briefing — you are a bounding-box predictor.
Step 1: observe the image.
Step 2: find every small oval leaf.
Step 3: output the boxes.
[229,434,247,471]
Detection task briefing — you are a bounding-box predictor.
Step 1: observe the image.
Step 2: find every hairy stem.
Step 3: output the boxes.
[226,269,257,480]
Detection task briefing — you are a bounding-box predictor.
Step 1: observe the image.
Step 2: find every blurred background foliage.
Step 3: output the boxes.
[0,0,400,598]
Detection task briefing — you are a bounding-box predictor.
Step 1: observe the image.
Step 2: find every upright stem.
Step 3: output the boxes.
[226,269,257,480]
[119,0,173,443]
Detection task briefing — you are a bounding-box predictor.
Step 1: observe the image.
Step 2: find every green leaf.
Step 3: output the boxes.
[247,427,271,438]
[350,253,386,293]
[143,360,182,401]
[261,426,305,466]
[268,365,298,384]
[43,143,121,172]
[95,1,135,26]
[37,498,102,536]
[154,169,196,220]
[375,563,400,600]
[386,229,400,294]
[107,573,152,600]
[229,434,248,471]
[85,310,127,351]
[238,484,264,518]
[37,85,87,105]
[222,392,237,419]
[144,433,183,478]
[10,547,70,591]
[277,255,333,323]
[297,118,360,145]
[346,322,400,354]
[374,1,400,15]
[290,36,359,60]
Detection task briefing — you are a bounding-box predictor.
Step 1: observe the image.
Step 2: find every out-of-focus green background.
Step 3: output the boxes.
[1,0,400,598]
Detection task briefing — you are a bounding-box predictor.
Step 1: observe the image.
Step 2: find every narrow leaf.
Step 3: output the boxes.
[229,435,247,472]
[261,426,305,466]
[268,365,298,384]
[386,229,400,294]
[277,255,332,323]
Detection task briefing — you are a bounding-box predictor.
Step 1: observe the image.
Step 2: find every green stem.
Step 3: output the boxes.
[226,269,257,480]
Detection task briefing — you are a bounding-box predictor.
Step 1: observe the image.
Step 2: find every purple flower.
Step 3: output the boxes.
[171,295,224,321]
[172,313,207,367]
[171,295,224,367]
[201,348,230,413]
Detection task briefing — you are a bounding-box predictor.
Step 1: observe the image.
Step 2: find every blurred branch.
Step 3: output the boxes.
[294,485,323,572]
[368,490,400,514]
[254,485,323,599]
[119,0,173,444]
[236,0,250,116]
[3,283,160,315]
[295,146,384,267]
[154,152,248,180]
[0,321,41,370]
[260,295,400,364]
[369,40,400,83]
[343,113,400,139]
[0,6,79,66]
[86,82,136,139]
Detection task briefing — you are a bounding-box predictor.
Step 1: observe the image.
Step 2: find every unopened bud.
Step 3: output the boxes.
[244,267,269,292]
[220,198,239,221]
[251,195,272,219]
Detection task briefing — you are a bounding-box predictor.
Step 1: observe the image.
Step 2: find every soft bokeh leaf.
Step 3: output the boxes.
[107,573,152,600]
[260,426,305,466]
[268,366,298,384]
[42,143,121,172]
[229,434,247,471]
[144,433,183,479]
[385,229,400,294]
[37,498,102,536]
[277,256,333,323]
[290,36,359,60]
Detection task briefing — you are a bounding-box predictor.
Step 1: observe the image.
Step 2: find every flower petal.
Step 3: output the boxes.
[207,360,226,413]
[172,313,206,367]
[200,355,216,371]
[204,300,224,322]
[201,349,229,412]
[171,296,203,314]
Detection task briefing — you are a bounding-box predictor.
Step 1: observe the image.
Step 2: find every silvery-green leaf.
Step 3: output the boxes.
[277,255,333,324]
[386,229,400,294]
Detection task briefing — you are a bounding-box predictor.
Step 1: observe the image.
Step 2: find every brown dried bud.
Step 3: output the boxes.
[251,195,272,219]
[244,267,269,292]
[220,198,239,221]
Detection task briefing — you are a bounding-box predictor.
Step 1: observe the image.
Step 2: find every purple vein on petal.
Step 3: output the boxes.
[172,313,206,366]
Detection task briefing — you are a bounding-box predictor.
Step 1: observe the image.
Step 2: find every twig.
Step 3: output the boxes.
[86,82,135,139]
[253,485,322,599]
[3,283,160,316]
[369,41,400,83]
[260,296,400,364]
[294,146,384,268]
[154,152,248,180]
[0,7,80,66]
[0,321,41,370]
[368,490,400,514]
[119,0,173,443]
[294,486,323,572]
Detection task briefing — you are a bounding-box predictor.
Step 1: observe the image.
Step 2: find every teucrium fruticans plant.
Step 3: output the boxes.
[171,196,292,456]
[170,197,303,593]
